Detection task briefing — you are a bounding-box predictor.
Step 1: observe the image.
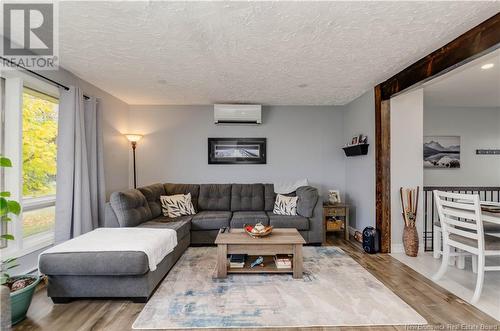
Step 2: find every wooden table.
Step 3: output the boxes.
[214,228,306,279]
[481,210,500,225]
[323,203,350,242]
[452,201,500,226]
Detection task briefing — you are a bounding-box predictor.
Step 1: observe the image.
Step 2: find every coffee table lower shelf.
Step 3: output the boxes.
[227,255,292,274]
[215,228,305,279]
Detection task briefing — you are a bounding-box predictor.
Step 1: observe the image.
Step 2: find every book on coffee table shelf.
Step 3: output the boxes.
[274,254,292,269]
[229,254,246,268]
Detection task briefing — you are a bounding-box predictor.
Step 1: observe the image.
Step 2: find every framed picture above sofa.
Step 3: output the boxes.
[208,138,266,164]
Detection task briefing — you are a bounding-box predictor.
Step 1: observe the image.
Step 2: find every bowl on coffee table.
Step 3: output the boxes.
[244,223,273,238]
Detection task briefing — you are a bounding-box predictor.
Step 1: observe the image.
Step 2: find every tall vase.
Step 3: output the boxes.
[403,226,419,257]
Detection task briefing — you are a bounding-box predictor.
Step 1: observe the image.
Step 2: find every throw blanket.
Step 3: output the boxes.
[274,179,309,194]
[40,228,177,271]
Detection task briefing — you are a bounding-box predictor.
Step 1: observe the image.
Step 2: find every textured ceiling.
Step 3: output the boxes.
[424,48,500,108]
[58,1,500,105]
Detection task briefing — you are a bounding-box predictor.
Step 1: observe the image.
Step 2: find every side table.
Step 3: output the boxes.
[323,203,350,243]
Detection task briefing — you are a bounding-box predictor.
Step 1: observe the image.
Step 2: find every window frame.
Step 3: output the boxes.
[0,77,6,249]
[0,70,59,258]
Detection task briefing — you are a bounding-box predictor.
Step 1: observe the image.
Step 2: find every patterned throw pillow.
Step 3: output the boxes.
[160,193,196,218]
[273,194,298,216]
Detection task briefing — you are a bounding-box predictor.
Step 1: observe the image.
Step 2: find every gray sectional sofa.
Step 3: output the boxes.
[40,183,322,303]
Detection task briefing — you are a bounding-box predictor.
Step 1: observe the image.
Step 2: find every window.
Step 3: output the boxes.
[21,88,58,239]
[0,73,59,257]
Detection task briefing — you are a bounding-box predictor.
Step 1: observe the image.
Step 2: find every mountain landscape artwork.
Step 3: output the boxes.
[423,136,460,168]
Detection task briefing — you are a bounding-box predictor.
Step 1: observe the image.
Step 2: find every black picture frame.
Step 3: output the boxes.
[208,138,266,164]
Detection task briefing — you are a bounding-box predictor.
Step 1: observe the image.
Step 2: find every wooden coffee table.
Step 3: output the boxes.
[214,228,306,279]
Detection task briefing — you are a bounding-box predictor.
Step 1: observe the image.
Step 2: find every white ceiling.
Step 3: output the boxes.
[424,48,500,108]
[58,1,500,106]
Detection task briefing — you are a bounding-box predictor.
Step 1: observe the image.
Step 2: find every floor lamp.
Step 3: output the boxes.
[125,134,143,189]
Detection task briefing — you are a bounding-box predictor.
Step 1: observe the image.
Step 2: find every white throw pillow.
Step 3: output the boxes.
[160,193,196,218]
[273,194,298,216]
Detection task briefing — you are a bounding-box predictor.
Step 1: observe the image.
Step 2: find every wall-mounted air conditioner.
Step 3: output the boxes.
[214,104,262,125]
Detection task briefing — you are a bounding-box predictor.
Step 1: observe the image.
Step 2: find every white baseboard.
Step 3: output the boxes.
[349,226,361,236]
[346,227,425,254]
[391,244,405,253]
[348,226,358,236]
[326,226,359,238]
[348,226,427,253]
[391,242,425,254]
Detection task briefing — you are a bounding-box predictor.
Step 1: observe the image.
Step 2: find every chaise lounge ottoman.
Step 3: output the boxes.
[39,190,191,303]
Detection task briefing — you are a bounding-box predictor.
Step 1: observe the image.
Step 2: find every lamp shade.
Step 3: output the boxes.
[125,134,143,143]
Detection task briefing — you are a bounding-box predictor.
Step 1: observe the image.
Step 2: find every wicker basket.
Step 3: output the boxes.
[403,226,419,257]
[326,220,343,231]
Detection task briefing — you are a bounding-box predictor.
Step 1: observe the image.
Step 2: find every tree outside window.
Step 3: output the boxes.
[22,89,58,238]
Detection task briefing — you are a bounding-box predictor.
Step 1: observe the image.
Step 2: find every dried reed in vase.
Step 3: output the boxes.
[399,186,419,227]
[400,186,420,256]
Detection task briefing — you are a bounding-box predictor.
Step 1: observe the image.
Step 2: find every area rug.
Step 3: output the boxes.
[133,247,426,329]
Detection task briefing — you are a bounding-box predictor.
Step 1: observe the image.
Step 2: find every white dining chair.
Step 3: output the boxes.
[433,203,467,269]
[432,190,500,303]
[433,221,441,259]
[435,197,500,269]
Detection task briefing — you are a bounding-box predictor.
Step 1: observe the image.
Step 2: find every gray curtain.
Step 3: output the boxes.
[55,87,105,243]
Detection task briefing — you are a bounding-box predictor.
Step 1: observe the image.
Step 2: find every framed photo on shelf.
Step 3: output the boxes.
[351,136,358,145]
[328,190,341,204]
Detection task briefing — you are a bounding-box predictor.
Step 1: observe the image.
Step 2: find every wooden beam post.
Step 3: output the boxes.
[381,13,500,100]
[375,85,391,253]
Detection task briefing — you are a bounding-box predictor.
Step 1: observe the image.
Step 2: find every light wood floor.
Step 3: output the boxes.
[13,234,499,331]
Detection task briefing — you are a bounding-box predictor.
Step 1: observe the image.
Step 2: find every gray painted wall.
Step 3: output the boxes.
[38,68,130,198]
[128,105,346,197]
[424,106,500,186]
[391,89,424,252]
[343,90,376,231]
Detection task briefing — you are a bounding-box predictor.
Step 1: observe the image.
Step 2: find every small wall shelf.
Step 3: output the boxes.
[342,144,369,157]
